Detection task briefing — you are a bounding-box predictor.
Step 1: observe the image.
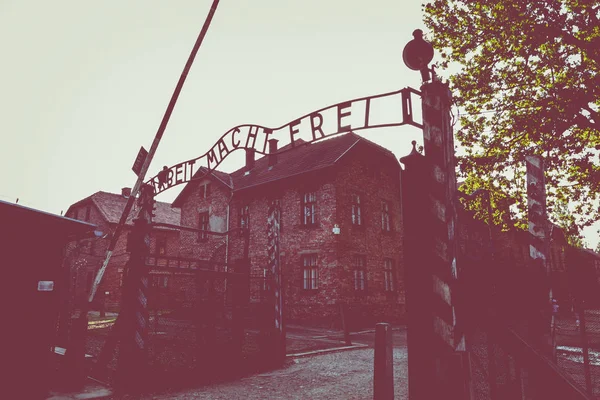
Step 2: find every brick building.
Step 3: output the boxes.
[172,132,405,325]
[64,188,181,310]
[62,134,597,325]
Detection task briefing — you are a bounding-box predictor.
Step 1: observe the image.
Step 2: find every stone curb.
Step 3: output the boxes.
[287,343,370,358]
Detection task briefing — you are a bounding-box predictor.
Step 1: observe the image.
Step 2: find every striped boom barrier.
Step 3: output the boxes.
[267,200,284,361]
[422,81,465,353]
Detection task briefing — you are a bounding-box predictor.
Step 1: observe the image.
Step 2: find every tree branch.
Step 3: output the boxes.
[582,104,600,128]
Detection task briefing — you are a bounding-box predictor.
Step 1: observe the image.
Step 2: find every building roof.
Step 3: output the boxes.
[581,248,600,260]
[1,199,97,238]
[172,132,398,206]
[67,191,181,227]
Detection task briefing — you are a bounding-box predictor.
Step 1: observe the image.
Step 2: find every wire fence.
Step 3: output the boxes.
[69,265,280,392]
[554,307,600,398]
[456,207,599,399]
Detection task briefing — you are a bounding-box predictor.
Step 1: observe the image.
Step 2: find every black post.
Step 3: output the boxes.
[487,334,498,400]
[114,184,153,393]
[340,302,352,346]
[485,192,498,400]
[401,79,470,399]
[578,304,593,396]
[154,283,160,332]
[231,273,245,369]
[63,314,88,388]
[99,290,106,318]
[400,141,434,400]
[374,322,394,400]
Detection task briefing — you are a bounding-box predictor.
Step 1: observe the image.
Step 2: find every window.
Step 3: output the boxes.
[156,235,167,255]
[153,275,168,289]
[85,206,91,222]
[384,258,395,292]
[302,191,317,226]
[351,194,362,226]
[262,268,268,292]
[353,255,366,291]
[72,209,78,220]
[303,254,318,290]
[239,205,250,232]
[381,201,391,231]
[198,212,209,241]
[202,183,211,199]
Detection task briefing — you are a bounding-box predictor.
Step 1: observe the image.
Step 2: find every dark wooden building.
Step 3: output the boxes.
[1,200,96,398]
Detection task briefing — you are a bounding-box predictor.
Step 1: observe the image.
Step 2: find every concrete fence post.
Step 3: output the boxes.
[374,322,394,400]
[340,302,352,346]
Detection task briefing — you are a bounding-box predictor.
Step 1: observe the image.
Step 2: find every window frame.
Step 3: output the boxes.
[353,255,367,293]
[198,211,209,242]
[156,234,167,255]
[384,258,396,292]
[239,204,250,234]
[351,193,362,227]
[302,254,318,291]
[381,201,391,232]
[202,183,211,199]
[301,191,318,227]
[152,275,169,289]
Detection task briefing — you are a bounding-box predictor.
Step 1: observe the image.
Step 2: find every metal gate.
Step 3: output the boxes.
[83,221,283,392]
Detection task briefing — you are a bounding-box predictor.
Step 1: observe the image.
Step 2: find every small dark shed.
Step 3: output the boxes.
[0,200,96,398]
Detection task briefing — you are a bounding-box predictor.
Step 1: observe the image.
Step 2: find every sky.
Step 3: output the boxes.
[1,0,597,249]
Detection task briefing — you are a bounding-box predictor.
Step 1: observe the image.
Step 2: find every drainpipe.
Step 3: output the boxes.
[224,190,234,291]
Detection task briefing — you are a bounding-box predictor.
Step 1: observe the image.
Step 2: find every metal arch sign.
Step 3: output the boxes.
[146,87,422,195]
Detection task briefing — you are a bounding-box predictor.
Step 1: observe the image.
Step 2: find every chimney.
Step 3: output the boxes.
[121,187,132,198]
[268,139,278,167]
[245,148,255,172]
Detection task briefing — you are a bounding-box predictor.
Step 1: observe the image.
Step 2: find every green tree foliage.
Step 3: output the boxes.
[423,1,600,233]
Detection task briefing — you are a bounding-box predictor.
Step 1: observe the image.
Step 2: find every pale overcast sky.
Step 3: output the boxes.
[1,0,597,248]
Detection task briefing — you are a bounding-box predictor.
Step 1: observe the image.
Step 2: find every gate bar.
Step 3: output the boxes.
[89,0,221,303]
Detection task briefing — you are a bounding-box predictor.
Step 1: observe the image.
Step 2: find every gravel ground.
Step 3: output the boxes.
[138,332,408,400]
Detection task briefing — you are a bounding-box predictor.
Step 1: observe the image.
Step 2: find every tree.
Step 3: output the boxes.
[423,1,600,233]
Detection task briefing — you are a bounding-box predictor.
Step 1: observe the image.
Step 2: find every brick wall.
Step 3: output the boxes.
[179,179,231,261]
[332,149,404,326]
[239,171,341,322]
[65,200,185,312]
[176,143,406,326]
